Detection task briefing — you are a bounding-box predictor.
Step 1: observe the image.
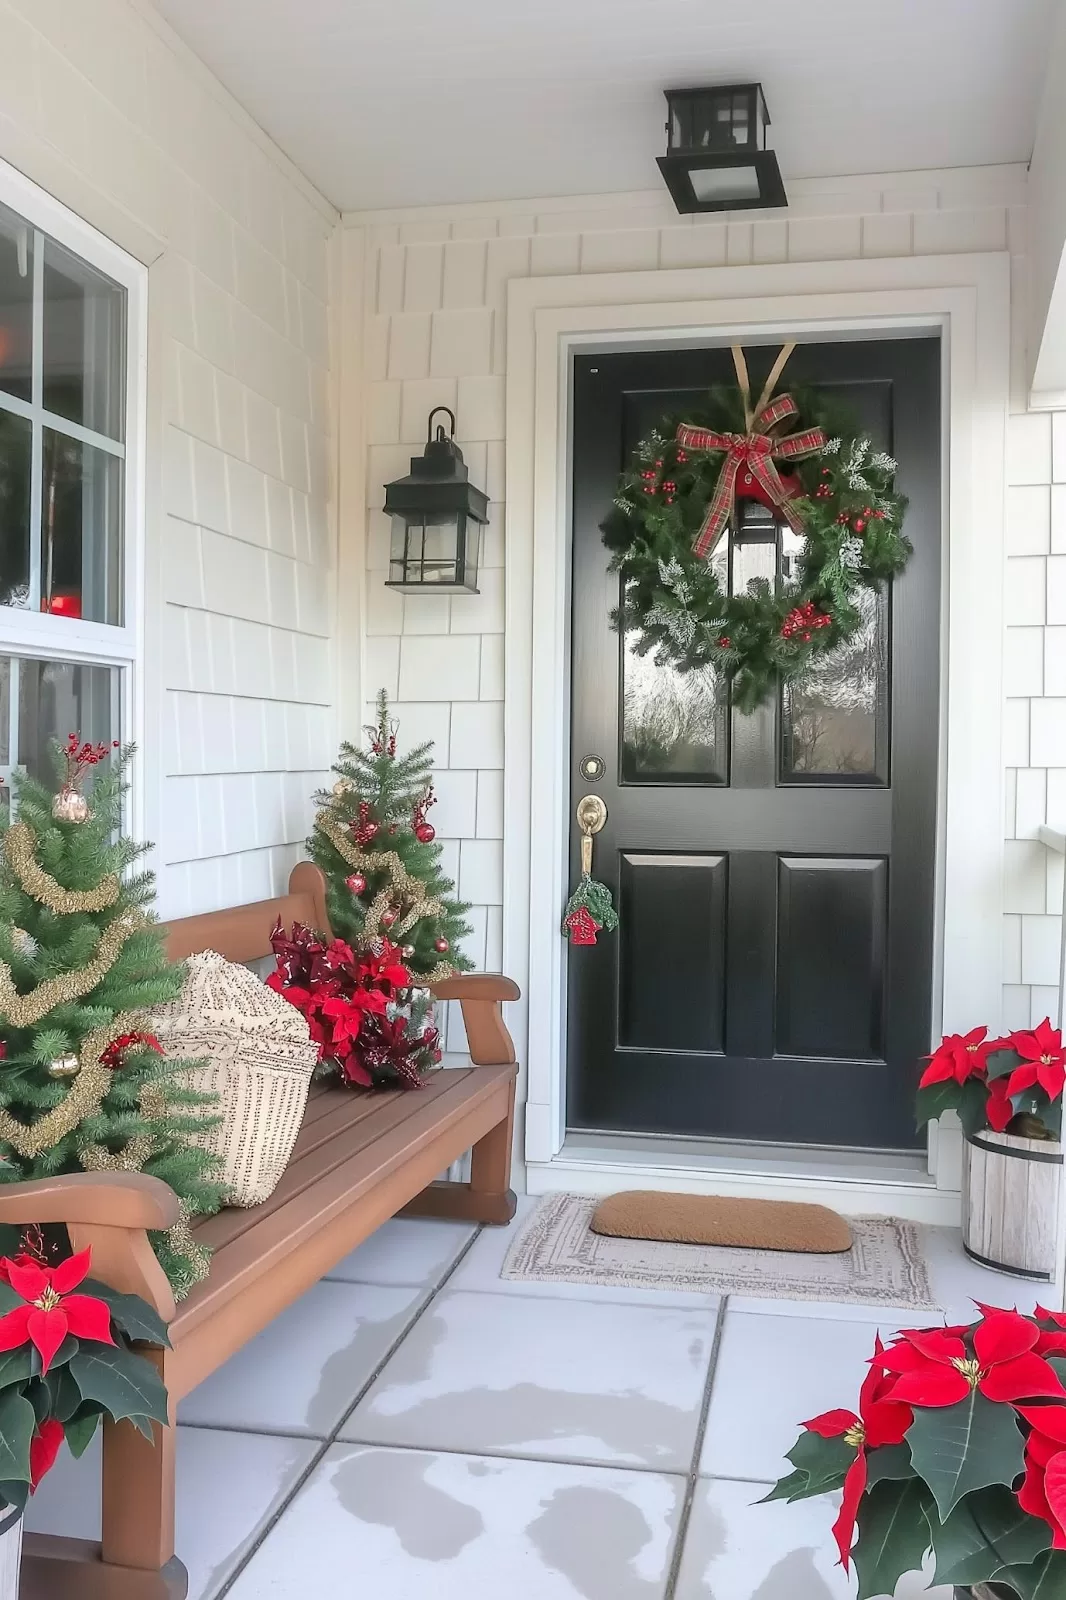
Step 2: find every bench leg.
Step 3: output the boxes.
[98,1350,185,1590]
[402,1078,518,1226]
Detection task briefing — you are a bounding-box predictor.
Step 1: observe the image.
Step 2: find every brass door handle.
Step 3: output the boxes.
[576,794,607,875]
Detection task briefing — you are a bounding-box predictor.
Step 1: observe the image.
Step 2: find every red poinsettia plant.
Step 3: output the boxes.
[0,1241,169,1525]
[268,920,441,1091]
[769,1307,1066,1597]
[916,1019,1065,1142]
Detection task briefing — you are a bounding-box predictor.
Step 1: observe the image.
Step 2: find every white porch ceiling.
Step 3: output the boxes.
[149,0,1056,213]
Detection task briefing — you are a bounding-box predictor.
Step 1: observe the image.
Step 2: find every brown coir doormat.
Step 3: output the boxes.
[590,1191,853,1254]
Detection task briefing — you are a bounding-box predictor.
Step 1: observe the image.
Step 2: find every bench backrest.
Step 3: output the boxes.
[163,861,331,964]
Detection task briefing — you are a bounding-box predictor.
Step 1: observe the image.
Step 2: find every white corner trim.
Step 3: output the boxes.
[504,251,1010,1214]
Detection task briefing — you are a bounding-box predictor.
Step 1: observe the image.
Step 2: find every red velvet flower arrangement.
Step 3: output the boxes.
[0,1243,170,1519]
[769,1306,1066,1595]
[268,919,441,1091]
[916,1018,1065,1142]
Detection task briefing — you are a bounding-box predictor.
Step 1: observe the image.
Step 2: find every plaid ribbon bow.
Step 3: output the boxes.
[676,344,827,559]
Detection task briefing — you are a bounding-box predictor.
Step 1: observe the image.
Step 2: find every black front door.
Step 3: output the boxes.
[567,338,940,1151]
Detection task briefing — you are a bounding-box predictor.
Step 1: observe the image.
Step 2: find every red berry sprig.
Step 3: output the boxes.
[413,786,437,844]
[781,602,832,643]
[62,733,119,789]
[351,802,379,846]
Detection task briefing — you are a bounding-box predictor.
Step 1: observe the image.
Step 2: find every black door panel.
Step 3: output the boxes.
[567,338,940,1151]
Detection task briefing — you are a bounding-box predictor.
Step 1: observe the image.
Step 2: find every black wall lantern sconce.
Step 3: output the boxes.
[657,84,786,215]
[383,407,489,595]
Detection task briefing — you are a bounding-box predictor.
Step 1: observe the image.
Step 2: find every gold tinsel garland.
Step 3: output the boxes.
[78,1086,209,1289]
[317,812,456,984]
[3,822,121,914]
[0,1011,148,1158]
[0,911,145,1029]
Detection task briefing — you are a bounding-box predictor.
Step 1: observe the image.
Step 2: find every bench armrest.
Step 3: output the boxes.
[430,973,520,1066]
[0,1173,178,1325]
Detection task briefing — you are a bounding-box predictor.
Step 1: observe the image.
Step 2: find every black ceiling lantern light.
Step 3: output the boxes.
[657,84,786,215]
[383,407,489,595]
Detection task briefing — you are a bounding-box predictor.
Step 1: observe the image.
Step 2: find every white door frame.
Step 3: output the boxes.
[503,253,1010,1219]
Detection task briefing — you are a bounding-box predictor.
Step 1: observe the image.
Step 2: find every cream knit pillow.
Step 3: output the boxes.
[153,951,318,1207]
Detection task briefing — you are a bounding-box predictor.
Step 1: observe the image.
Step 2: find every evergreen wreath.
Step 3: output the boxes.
[600,345,912,713]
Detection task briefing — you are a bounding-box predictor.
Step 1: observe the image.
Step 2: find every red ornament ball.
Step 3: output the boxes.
[381,909,398,928]
[853,517,867,533]
[346,873,367,895]
[435,937,450,953]
[415,822,436,843]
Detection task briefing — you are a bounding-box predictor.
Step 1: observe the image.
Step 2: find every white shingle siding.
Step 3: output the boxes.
[348,165,1062,1021]
[0,0,337,919]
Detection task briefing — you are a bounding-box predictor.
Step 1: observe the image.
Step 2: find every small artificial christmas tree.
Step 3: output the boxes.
[309,692,474,982]
[0,738,226,1298]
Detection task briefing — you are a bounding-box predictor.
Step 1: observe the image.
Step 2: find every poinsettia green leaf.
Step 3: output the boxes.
[64,1408,101,1460]
[760,1468,811,1504]
[0,1283,22,1317]
[906,1389,1026,1521]
[865,1442,915,1487]
[45,1365,84,1425]
[1050,1357,1066,1387]
[928,1484,1052,1585]
[785,1429,853,1495]
[0,1347,33,1394]
[0,1480,28,1517]
[82,1279,171,1349]
[993,1551,1066,1599]
[916,1081,959,1128]
[853,1478,935,1600]
[986,1048,1023,1081]
[959,1078,994,1138]
[0,1391,36,1484]
[68,1346,168,1428]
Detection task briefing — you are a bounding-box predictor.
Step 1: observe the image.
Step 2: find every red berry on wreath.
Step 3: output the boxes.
[853,518,866,534]
[718,636,731,649]
[416,822,436,843]
[435,937,450,953]
[346,873,367,895]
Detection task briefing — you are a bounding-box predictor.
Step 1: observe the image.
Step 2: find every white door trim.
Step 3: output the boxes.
[503,253,1010,1217]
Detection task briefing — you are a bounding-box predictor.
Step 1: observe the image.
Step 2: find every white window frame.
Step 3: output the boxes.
[0,156,147,825]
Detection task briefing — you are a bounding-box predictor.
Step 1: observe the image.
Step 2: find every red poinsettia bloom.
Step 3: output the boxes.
[880,1312,1065,1408]
[0,1250,113,1374]
[919,1026,999,1089]
[1005,1019,1066,1105]
[986,1074,1016,1133]
[29,1419,65,1491]
[803,1336,913,1571]
[1016,1406,1066,1548]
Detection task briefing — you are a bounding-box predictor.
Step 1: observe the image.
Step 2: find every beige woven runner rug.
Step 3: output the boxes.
[502,1193,937,1310]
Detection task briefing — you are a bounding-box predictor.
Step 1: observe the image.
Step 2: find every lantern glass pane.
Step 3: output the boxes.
[389,511,471,586]
[689,165,761,205]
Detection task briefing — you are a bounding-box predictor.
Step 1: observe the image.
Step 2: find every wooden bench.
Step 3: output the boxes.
[7,862,519,1600]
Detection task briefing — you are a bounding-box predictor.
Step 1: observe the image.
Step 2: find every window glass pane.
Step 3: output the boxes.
[779,525,889,783]
[0,655,117,816]
[621,538,729,784]
[0,410,31,608]
[42,427,123,624]
[0,204,32,405]
[42,238,125,440]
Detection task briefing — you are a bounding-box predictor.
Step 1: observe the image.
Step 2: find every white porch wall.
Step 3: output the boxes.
[344,166,1065,1065]
[0,0,338,919]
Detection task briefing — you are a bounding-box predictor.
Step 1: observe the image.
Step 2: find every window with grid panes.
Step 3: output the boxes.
[0,167,143,811]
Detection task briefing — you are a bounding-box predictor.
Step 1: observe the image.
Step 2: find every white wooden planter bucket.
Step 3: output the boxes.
[0,1507,21,1600]
[962,1130,1063,1281]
